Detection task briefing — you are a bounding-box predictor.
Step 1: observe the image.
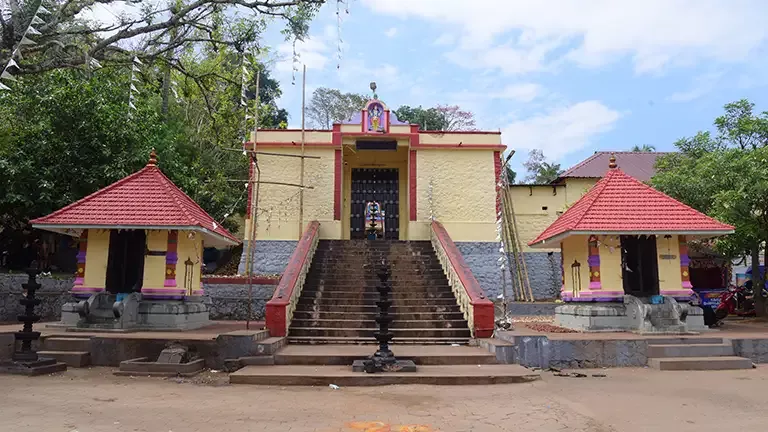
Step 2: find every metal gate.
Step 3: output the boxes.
[350,168,399,239]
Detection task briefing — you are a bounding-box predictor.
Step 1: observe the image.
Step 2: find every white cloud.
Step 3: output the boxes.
[362,0,768,74]
[494,83,542,102]
[502,101,621,159]
[384,27,398,38]
[667,71,724,102]
[433,33,455,46]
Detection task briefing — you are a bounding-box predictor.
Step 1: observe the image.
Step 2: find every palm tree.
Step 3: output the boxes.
[631,144,656,152]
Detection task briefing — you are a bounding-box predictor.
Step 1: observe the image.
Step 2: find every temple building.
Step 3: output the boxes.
[239,97,505,296]
[528,155,734,332]
[30,150,239,330]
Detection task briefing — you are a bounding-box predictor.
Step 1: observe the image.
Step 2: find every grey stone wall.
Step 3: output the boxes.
[454,243,561,301]
[237,240,298,275]
[203,283,276,321]
[0,274,73,323]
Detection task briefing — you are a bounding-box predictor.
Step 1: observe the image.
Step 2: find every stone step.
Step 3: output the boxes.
[297,298,460,307]
[292,311,467,321]
[299,291,457,300]
[289,319,469,329]
[252,337,287,356]
[647,337,724,345]
[239,355,275,366]
[37,350,91,368]
[647,343,734,358]
[275,344,496,366]
[305,274,448,281]
[286,336,471,345]
[301,286,455,293]
[648,356,753,371]
[293,305,462,313]
[229,364,540,386]
[43,337,91,352]
[288,327,472,339]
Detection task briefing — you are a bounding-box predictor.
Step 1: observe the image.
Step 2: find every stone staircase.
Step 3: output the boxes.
[288,240,471,345]
[39,336,92,367]
[647,337,753,370]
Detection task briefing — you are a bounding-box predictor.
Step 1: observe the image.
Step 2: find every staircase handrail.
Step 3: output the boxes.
[430,220,494,338]
[265,221,321,337]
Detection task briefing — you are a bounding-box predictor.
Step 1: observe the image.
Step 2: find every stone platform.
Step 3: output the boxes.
[229,364,540,386]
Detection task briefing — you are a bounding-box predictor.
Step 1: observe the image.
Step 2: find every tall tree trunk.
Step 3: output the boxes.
[752,243,766,316]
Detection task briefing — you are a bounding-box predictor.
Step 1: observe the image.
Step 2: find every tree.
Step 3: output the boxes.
[505,166,517,184]
[631,144,656,152]
[394,104,477,131]
[305,87,367,129]
[522,149,562,184]
[652,99,768,315]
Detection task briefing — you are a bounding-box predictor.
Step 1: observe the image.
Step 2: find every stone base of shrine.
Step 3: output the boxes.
[555,296,707,333]
[55,293,211,331]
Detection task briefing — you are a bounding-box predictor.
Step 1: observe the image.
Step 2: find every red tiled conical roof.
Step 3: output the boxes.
[31,152,239,247]
[529,165,733,247]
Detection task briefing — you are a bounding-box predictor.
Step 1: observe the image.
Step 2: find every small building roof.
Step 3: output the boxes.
[529,155,734,247]
[554,151,670,183]
[31,150,240,247]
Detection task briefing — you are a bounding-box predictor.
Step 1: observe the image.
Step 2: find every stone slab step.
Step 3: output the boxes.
[290,319,469,329]
[301,286,454,292]
[229,364,540,386]
[37,350,91,368]
[293,305,462,313]
[299,292,457,300]
[647,337,724,345]
[648,356,753,371]
[647,343,734,358]
[289,327,472,338]
[292,311,466,321]
[43,336,91,352]
[252,337,287,356]
[287,336,471,345]
[275,344,496,366]
[297,298,460,306]
[240,355,275,366]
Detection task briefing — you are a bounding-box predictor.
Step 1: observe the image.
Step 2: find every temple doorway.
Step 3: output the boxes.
[620,235,660,296]
[105,229,146,294]
[350,168,399,239]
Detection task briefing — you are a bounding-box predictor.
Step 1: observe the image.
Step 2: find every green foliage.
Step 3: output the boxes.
[394,105,476,131]
[306,87,368,129]
[522,149,562,184]
[630,144,656,152]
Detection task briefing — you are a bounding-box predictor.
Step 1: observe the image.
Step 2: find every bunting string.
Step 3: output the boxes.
[127,56,142,117]
[0,2,52,91]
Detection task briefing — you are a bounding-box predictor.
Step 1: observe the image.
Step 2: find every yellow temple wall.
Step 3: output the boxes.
[175,232,204,294]
[561,235,590,296]
[563,178,598,205]
[657,236,684,293]
[419,132,502,145]
[243,147,339,240]
[143,230,168,289]
[598,236,623,291]
[506,185,567,252]
[83,229,110,288]
[252,130,332,143]
[412,149,497,241]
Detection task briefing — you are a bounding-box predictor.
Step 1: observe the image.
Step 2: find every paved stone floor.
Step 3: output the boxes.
[1,365,767,431]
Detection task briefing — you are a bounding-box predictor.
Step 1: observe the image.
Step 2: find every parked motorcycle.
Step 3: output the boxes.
[713,281,767,323]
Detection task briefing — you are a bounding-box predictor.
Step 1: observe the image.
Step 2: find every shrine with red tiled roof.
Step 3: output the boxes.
[30,150,239,330]
[528,154,734,332]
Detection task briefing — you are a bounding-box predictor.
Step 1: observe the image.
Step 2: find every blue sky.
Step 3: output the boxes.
[263,0,768,175]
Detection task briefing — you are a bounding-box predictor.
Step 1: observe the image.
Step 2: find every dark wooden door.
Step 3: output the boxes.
[350,168,399,239]
[620,235,660,296]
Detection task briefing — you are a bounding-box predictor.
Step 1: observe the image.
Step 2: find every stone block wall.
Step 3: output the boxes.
[202,281,277,321]
[0,274,73,323]
[454,243,561,301]
[237,240,297,276]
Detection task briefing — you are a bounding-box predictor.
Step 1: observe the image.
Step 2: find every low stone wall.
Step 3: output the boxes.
[202,278,277,321]
[237,240,297,276]
[0,274,73,323]
[732,339,768,363]
[454,243,561,301]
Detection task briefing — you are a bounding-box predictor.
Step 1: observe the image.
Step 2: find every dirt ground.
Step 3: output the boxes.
[0,366,766,432]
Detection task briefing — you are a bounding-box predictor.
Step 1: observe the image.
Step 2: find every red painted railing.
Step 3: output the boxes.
[265,221,321,337]
[430,221,495,338]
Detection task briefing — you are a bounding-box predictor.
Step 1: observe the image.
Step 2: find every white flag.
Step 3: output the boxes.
[6,59,18,69]
[20,36,36,46]
[242,65,248,74]
[133,56,142,65]
[37,6,51,14]
[130,83,138,92]
[0,81,10,91]
[131,74,139,82]
[26,26,41,36]
[132,64,140,73]
[90,58,102,69]
[1,70,16,81]
[31,16,45,25]
[129,101,136,110]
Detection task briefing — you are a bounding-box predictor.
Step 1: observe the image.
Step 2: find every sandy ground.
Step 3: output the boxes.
[0,366,766,432]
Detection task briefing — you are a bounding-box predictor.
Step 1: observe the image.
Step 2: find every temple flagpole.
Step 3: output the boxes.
[299,64,306,240]
[246,69,260,330]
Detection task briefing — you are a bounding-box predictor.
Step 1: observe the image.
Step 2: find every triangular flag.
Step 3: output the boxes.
[90,58,102,69]
[37,6,51,14]
[240,100,247,107]
[129,101,136,110]
[243,57,250,65]
[31,16,45,25]
[0,81,10,91]
[133,56,142,65]
[130,83,138,92]
[20,36,36,46]
[26,26,41,36]
[6,59,18,69]
[171,88,179,99]
[132,64,140,72]
[1,70,16,81]
[242,65,248,74]
[131,74,139,82]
